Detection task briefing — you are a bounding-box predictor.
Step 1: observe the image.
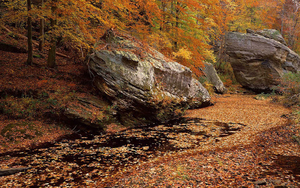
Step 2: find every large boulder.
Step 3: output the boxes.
[225,30,300,91]
[87,30,210,126]
[202,62,227,94]
[246,29,287,46]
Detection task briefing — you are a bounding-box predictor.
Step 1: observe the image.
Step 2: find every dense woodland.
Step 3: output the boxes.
[0,0,300,187]
[1,0,300,72]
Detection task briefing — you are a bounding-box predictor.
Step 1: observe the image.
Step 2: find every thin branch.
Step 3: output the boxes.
[0,167,31,176]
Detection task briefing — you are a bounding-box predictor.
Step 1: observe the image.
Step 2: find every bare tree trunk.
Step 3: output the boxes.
[39,0,45,51]
[173,0,179,50]
[288,17,299,48]
[159,0,166,31]
[47,1,57,68]
[288,2,299,49]
[26,0,33,65]
[280,3,286,37]
[47,18,56,68]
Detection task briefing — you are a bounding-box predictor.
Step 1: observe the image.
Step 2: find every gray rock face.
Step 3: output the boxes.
[246,29,287,46]
[202,62,226,94]
[63,96,116,129]
[87,32,210,126]
[225,31,300,91]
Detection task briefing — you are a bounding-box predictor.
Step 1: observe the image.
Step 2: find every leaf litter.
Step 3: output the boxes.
[1,24,297,187]
[0,94,299,187]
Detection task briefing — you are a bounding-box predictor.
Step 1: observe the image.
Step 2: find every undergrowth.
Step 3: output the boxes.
[279,72,300,107]
[1,122,41,146]
[199,77,215,96]
[277,72,300,142]
[213,60,238,87]
[0,90,77,120]
[254,72,300,124]
[199,60,241,94]
[255,91,276,100]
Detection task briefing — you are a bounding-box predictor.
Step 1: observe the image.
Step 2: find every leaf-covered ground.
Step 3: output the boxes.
[105,95,300,187]
[0,94,299,187]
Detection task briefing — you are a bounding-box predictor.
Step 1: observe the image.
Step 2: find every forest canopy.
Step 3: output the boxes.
[1,0,300,75]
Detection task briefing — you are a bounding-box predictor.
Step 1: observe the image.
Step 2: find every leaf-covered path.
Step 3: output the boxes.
[0,94,299,187]
[186,94,292,151]
[103,94,300,187]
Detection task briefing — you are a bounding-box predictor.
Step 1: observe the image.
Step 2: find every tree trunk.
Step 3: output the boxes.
[39,0,45,51]
[174,1,180,50]
[26,0,33,65]
[47,1,57,68]
[280,3,286,36]
[47,18,57,68]
[159,0,166,31]
[47,41,56,68]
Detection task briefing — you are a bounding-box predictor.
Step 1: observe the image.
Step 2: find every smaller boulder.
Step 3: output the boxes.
[202,62,227,94]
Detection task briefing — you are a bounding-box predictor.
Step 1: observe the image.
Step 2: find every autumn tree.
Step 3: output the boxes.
[26,0,33,65]
[38,0,45,51]
[47,0,57,68]
[2,0,300,74]
[226,0,300,53]
[280,0,300,50]
[0,0,221,74]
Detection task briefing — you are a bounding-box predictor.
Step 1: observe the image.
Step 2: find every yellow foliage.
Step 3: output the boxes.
[172,47,192,60]
[203,81,215,96]
[203,49,216,63]
[147,31,173,50]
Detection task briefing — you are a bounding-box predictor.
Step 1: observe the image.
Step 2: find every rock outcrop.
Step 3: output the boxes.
[87,30,210,126]
[63,96,116,129]
[202,62,227,94]
[246,29,287,46]
[225,30,300,91]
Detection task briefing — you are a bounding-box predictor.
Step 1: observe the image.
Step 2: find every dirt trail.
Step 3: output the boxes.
[106,94,300,187]
[185,94,291,150]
